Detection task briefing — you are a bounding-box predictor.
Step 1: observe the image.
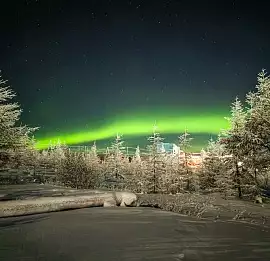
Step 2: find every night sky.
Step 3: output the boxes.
[1,0,270,151]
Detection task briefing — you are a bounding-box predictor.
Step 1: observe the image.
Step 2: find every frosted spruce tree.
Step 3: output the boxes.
[146,123,166,193]
[83,142,104,188]
[127,145,146,193]
[17,137,41,178]
[200,137,222,191]
[0,74,37,150]
[222,97,250,198]
[245,69,270,151]
[0,73,38,175]
[159,152,180,194]
[178,129,194,190]
[51,140,67,165]
[134,145,141,162]
[200,136,234,197]
[104,134,128,189]
[243,69,270,192]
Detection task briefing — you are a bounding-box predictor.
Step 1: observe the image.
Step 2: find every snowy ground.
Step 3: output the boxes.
[138,193,270,228]
[1,184,270,260]
[1,207,270,261]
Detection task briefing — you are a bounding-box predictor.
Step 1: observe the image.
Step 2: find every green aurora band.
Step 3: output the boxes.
[35,108,230,150]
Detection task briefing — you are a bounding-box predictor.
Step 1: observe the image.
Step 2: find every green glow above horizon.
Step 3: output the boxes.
[35,109,229,149]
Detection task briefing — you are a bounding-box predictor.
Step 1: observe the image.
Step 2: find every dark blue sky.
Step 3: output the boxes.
[0,0,270,147]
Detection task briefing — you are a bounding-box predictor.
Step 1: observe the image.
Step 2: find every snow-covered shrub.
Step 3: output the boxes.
[56,144,102,189]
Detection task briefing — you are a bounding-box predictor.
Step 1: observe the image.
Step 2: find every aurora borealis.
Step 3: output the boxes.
[35,108,230,149]
[1,0,270,151]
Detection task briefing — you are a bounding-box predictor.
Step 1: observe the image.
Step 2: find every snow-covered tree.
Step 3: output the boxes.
[16,137,40,172]
[178,129,193,190]
[109,134,126,179]
[90,142,98,157]
[125,145,146,193]
[145,123,166,193]
[0,74,37,150]
[83,142,104,188]
[206,136,225,156]
[221,97,249,198]
[221,70,270,198]
[101,135,129,189]
[200,137,234,197]
[222,97,247,155]
[134,145,141,162]
[246,70,270,149]
[200,138,221,190]
[159,153,182,194]
[51,140,67,165]
[242,69,270,193]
